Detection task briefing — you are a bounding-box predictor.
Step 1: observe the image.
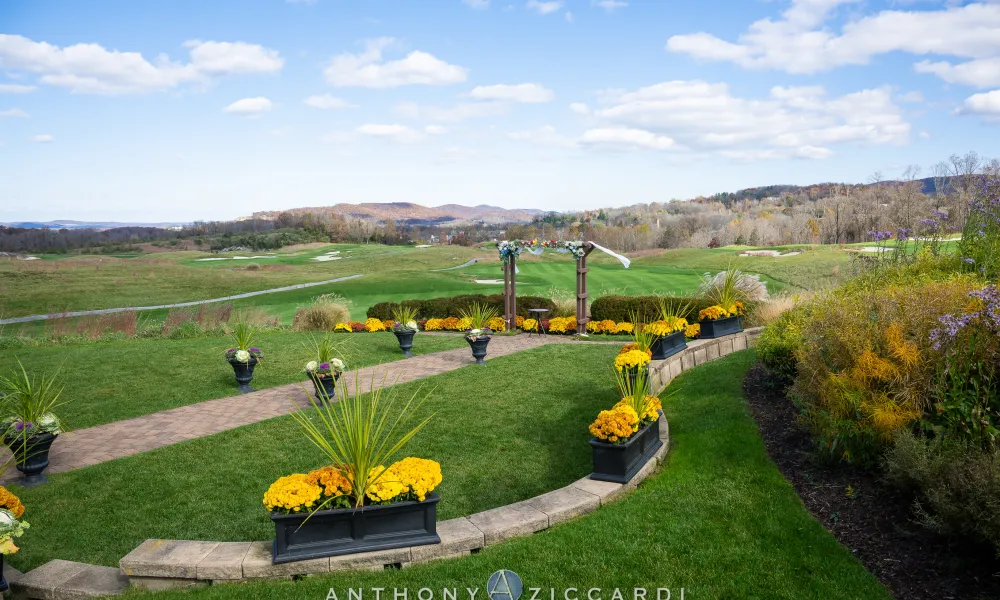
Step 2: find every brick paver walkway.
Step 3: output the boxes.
[2,334,571,481]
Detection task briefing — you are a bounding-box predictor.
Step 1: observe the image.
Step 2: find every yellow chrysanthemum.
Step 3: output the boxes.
[522,318,539,332]
[0,486,24,519]
[334,322,353,333]
[615,396,662,422]
[305,466,353,498]
[365,318,387,333]
[685,323,701,339]
[424,318,444,331]
[589,405,640,443]
[263,474,323,513]
[614,349,651,372]
[488,317,507,332]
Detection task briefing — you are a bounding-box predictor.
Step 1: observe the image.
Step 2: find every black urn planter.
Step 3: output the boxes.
[0,552,7,592]
[4,432,58,487]
[271,493,441,564]
[466,336,491,365]
[699,315,743,339]
[393,330,416,358]
[650,330,687,360]
[228,357,259,393]
[310,371,341,402]
[589,417,662,484]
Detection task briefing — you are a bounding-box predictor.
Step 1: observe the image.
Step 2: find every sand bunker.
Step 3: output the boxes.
[738,250,802,258]
[475,279,504,284]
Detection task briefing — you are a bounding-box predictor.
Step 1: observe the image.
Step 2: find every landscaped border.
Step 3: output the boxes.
[12,329,761,598]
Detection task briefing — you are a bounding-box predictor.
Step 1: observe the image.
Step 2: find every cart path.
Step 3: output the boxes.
[0,274,365,325]
[0,334,598,481]
[431,258,481,271]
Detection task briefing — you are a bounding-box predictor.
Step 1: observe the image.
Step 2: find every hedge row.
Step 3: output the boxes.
[367,294,557,321]
[589,295,716,323]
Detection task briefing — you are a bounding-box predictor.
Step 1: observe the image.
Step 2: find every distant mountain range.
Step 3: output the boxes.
[250,202,548,226]
[1,220,189,230]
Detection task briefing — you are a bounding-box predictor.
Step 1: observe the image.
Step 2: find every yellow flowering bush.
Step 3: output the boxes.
[685,323,701,339]
[613,322,634,334]
[699,305,729,321]
[619,343,652,358]
[424,318,444,331]
[305,466,353,497]
[615,396,662,423]
[615,349,651,372]
[515,315,525,328]
[441,317,460,331]
[0,486,25,519]
[548,316,577,334]
[334,322,353,333]
[263,474,323,514]
[365,465,407,503]
[455,317,473,331]
[388,457,443,501]
[589,405,640,443]
[522,318,539,332]
[382,319,395,330]
[586,320,601,333]
[365,318,387,332]
[598,319,617,333]
[488,317,506,332]
[647,317,688,336]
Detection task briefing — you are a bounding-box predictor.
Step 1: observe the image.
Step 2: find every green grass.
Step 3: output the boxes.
[0,332,466,429]
[8,344,625,572]
[117,351,890,599]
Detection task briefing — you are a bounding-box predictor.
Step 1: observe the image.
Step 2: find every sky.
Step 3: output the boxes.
[1,0,1000,222]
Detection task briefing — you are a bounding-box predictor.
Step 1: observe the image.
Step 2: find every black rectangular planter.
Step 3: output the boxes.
[650,330,687,360]
[698,315,743,339]
[271,493,441,564]
[589,417,663,484]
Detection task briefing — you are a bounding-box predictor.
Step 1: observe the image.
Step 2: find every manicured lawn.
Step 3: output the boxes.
[120,351,890,599]
[0,332,466,429]
[9,344,624,572]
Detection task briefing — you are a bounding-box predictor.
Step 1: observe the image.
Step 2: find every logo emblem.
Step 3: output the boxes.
[487,569,523,600]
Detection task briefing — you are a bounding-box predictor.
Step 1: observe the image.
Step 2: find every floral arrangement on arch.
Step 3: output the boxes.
[497,239,588,263]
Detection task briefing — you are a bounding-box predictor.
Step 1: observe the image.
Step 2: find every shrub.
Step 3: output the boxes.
[959,165,1000,280]
[792,275,979,465]
[367,295,555,320]
[756,308,806,388]
[885,431,1000,555]
[293,297,351,331]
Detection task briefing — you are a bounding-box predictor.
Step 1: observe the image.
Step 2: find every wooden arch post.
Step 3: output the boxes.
[503,254,517,331]
[575,243,594,335]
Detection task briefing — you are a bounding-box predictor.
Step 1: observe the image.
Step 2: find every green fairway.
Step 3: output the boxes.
[116,351,890,600]
[0,332,467,429]
[9,344,623,572]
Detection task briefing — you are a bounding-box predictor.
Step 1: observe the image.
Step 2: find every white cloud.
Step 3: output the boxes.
[468,83,554,103]
[508,125,576,147]
[579,127,677,151]
[580,80,908,161]
[425,125,449,135]
[960,89,1000,121]
[0,83,35,94]
[565,11,574,22]
[223,97,273,117]
[0,35,283,94]
[395,100,509,122]
[29,134,52,143]
[592,0,627,12]
[569,102,590,115]
[324,38,467,88]
[666,1,1000,86]
[526,0,563,15]
[303,94,357,109]
[463,0,490,9]
[898,90,925,103]
[0,107,28,118]
[356,123,422,143]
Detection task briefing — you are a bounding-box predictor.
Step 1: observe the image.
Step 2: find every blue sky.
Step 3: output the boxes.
[1,0,999,222]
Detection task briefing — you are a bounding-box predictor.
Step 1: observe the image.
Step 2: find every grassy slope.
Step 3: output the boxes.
[122,351,890,599]
[9,344,624,571]
[0,332,466,429]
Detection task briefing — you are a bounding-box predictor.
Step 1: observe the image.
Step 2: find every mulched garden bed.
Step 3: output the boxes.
[743,363,1000,600]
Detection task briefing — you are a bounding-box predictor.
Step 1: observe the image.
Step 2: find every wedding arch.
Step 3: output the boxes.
[496,240,630,335]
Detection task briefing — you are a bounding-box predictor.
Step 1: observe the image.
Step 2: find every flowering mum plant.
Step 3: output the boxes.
[698,302,744,321]
[685,323,701,339]
[589,405,639,444]
[365,318,387,333]
[614,349,651,372]
[334,322,353,333]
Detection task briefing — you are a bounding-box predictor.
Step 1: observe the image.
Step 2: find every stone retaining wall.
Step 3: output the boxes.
[648,327,762,396]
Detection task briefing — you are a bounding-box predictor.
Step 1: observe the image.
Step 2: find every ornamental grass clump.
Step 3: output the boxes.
[292,295,352,332]
[286,369,436,510]
[0,359,68,444]
[698,266,751,321]
[224,310,264,363]
[460,303,499,341]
